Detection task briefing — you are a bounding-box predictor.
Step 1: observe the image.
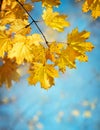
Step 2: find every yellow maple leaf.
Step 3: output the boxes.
[82,0,100,19]
[28,62,58,89]
[42,8,70,32]
[55,46,79,72]
[0,30,13,57]
[32,44,46,63]
[46,42,65,62]
[0,57,20,88]
[10,19,31,35]
[0,25,6,31]
[67,28,94,62]
[0,0,32,25]
[8,34,43,64]
[8,34,33,64]
[0,13,16,25]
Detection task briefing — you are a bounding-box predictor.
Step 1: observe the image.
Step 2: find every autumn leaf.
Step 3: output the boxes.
[0,25,6,31]
[8,34,43,64]
[55,46,79,72]
[82,0,100,19]
[46,42,65,62]
[0,56,20,88]
[86,0,93,6]
[67,28,94,62]
[32,44,46,63]
[8,34,33,64]
[10,19,31,35]
[28,62,59,89]
[42,8,70,32]
[0,30,13,57]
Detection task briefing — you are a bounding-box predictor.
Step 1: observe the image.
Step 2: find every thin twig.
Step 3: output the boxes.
[16,0,48,46]
[25,20,42,28]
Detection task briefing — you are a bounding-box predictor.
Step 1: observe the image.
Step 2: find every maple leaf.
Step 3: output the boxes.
[32,44,46,63]
[8,34,43,64]
[82,0,100,19]
[55,46,79,72]
[0,57,20,88]
[8,34,33,64]
[10,19,31,35]
[28,62,59,89]
[67,28,94,62]
[0,0,32,25]
[0,30,13,57]
[0,25,6,31]
[46,42,65,62]
[0,12,16,25]
[42,8,70,32]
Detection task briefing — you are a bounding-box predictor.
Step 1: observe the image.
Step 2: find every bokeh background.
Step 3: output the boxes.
[0,0,100,130]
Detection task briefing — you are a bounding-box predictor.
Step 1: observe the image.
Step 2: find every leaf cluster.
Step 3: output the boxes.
[0,0,94,89]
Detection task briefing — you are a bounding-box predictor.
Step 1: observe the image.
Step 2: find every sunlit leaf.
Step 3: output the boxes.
[42,8,70,32]
[28,62,58,89]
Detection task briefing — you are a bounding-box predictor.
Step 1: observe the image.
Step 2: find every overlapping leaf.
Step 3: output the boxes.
[0,31,13,57]
[46,42,65,62]
[28,62,58,89]
[55,46,79,72]
[8,34,43,64]
[0,57,20,88]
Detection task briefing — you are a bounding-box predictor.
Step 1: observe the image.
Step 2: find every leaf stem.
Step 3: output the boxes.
[16,0,48,46]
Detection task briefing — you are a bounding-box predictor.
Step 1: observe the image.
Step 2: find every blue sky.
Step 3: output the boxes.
[0,0,100,130]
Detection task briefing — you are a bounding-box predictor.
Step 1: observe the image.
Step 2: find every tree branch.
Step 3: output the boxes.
[16,0,48,46]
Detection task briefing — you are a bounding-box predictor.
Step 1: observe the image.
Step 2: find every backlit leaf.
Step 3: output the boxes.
[42,8,70,32]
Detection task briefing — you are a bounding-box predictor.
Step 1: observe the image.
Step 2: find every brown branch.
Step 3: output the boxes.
[16,0,48,46]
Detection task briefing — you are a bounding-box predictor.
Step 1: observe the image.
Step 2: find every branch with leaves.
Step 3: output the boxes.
[0,0,94,89]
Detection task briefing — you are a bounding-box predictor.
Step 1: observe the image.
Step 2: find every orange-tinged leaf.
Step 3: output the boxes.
[0,57,20,88]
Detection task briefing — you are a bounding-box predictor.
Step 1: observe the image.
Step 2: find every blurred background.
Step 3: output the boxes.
[0,0,100,130]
